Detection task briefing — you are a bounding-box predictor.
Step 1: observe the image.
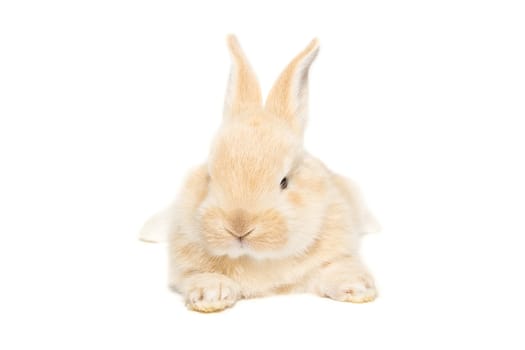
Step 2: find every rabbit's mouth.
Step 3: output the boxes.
[222,226,253,254]
[200,206,289,259]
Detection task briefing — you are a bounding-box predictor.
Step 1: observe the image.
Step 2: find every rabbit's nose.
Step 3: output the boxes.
[224,227,255,239]
[225,209,254,238]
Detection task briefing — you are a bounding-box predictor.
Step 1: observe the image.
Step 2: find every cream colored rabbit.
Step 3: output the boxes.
[140,35,380,312]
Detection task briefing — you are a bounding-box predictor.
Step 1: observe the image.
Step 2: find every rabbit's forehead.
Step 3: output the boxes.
[209,123,299,183]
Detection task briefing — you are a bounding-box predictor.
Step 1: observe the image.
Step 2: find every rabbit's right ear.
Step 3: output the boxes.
[223,35,262,119]
[265,38,319,134]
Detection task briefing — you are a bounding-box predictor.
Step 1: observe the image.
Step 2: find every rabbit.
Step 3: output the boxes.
[140,35,380,312]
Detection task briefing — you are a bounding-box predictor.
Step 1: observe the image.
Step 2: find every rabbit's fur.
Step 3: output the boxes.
[141,35,379,312]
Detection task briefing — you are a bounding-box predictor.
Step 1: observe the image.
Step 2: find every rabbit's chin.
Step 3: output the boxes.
[224,250,293,261]
[208,242,299,261]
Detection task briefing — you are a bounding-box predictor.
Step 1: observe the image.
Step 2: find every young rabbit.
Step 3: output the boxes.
[140,35,380,312]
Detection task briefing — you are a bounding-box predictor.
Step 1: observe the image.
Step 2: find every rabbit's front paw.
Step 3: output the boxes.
[324,273,377,303]
[184,273,240,313]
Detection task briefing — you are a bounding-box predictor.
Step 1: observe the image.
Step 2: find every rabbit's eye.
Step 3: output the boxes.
[280,177,288,190]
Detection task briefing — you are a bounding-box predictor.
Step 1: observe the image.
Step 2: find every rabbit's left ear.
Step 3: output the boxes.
[223,35,262,119]
[265,38,320,133]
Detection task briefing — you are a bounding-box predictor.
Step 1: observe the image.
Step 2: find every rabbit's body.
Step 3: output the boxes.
[141,36,379,312]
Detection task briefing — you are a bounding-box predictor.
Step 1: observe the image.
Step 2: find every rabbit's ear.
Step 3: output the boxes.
[265,38,319,133]
[224,35,262,119]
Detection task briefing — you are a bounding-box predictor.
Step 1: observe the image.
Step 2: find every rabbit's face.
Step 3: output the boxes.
[198,116,327,259]
[195,35,324,259]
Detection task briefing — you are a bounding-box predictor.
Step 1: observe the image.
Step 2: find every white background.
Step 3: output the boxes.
[1,0,524,349]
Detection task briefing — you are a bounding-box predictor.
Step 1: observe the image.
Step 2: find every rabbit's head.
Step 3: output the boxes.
[198,36,330,260]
